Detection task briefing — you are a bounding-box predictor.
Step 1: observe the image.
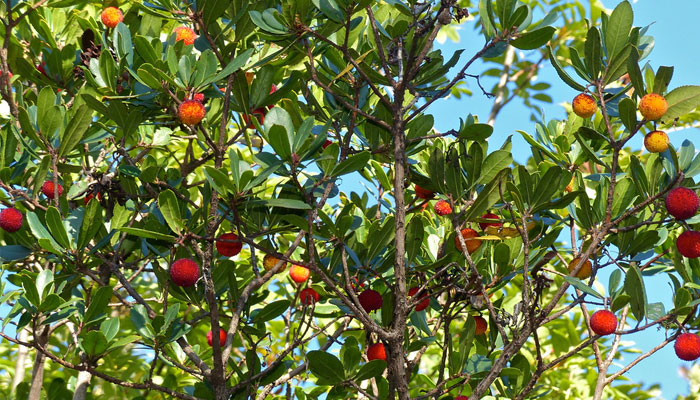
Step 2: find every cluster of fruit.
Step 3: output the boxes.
[572,91,700,360]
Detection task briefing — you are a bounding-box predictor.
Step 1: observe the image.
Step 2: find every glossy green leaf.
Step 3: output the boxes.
[331,151,371,177]
[355,360,386,381]
[605,1,633,60]
[59,105,93,158]
[624,265,647,320]
[118,227,176,242]
[510,27,555,50]
[158,190,183,234]
[307,350,345,384]
[81,331,109,356]
[252,300,290,323]
[662,85,700,121]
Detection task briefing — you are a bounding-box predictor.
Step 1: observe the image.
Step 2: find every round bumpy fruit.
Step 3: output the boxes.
[178,100,206,125]
[644,130,669,153]
[434,200,452,216]
[216,233,242,257]
[676,231,700,258]
[0,208,23,233]
[358,289,383,312]
[675,333,700,361]
[590,310,617,336]
[408,287,430,312]
[262,254,287,273]
[207,329,226,347]
[174,26,197,45]
[568,256,592,279]
[639,93,668,121]
[367,343,386,361]
[455,228,481,254]
[169,259,200,287]
[478,212,502,231]
[665,187,699,220]
[300,288,320,305]
[289,264,310,283]
[414,184,434,200]
[192,93,204,102]
[101,7,123,28]
[41,181,63,199]
[572,93,597,118]
[473,315,487,335]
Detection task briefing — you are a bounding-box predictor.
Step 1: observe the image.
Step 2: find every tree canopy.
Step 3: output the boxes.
[2,0,700,399]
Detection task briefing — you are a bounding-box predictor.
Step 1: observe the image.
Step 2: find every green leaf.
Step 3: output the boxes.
[130,304,154,340]
[85,286,113,326]
[27,212,64,253]
[662,85,700,121]
[101,317,120,342]
[206,48,254,86]
[204,166,236,195]
[647,302,666,321]
[313,0,343,22]
[624,265,647,320]
[158,190,183,234]
[355,360,386,381]
[78,200,103,249]
[510,27,555,50]
[479,0,496,38]
[81,331,109,356]
[618,98,637,131]
[118,227,176,242]
[45,207,71,249]
[406,216,424,263]
[37,88,61,140]
[59,105,93,158]
[653,66,674,95]
[584,27,602,79]
[306,350,345,384]
[0,245,32,261]
[330,152,371,177]
[18,107,46,150]
[459,123,493,140]
[252,300,290,323]
[261,199,311,210]
[563,276,604,299]
[267,125,292,161]
[477,150,512,186]
[605,1,633,61]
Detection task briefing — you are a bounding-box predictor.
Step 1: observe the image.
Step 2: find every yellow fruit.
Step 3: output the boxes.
[568,256,592,279]
[639,93,668,121]
[263,254,287,273]
[572,93,597,118]
[643,130,669,153]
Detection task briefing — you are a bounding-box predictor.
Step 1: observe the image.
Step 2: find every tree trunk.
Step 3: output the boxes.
[72,370,92,400]
[11,329,29,391]
[28,326,49,400]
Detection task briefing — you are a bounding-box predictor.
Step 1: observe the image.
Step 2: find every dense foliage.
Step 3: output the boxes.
[2,0,700,399]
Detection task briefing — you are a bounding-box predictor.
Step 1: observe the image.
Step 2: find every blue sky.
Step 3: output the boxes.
[427,0,700,398]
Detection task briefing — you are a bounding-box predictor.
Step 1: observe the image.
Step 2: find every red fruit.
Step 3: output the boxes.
[479,212,502,231]
[85,192,103,205]
[675,333,700,361]
[434,200,452,216]
[216,233,242,257]
[242,107,267,128]
[408,287,430,312]
[455,397,469,400]
[358,289,383,312]
[169,258,200,287]
[0,208,23,233]
[665,187,699,220]
[289,264,310,283]
[206,328,226,347]
[41,181,63,199]
[473,315,487,335]
[677,231,700,258]
[300,288,320,305]
[322,139,332,149]
[174,26,197,45]
[414,184,434,200]
[193,93,204,102]
[100,7,123,29]
[367,343,386,361]
[455,228,481,254]
[37,62,47,77]
[590,310,617,336]
[178,99,206,125]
